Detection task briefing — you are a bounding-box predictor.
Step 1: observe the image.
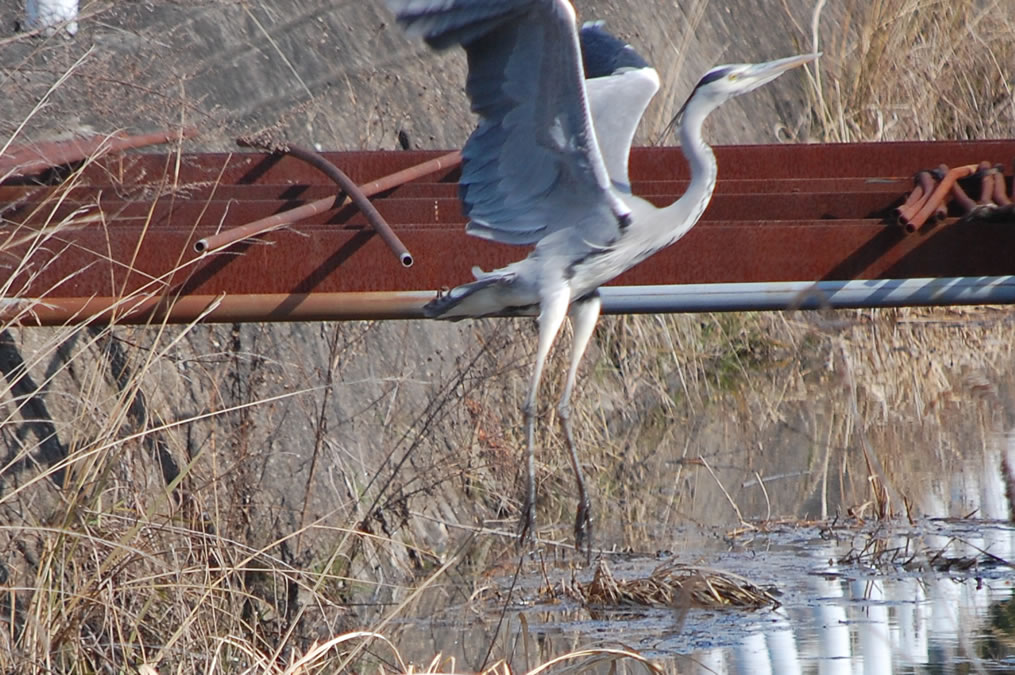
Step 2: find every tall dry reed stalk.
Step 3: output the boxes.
[1,1,1014,671]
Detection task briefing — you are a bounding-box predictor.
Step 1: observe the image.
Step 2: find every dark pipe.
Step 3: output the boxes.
[234,139,414,267]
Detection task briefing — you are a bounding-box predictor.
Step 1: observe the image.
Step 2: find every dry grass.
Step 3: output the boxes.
[1,0,1014,672]
[0,146,533,669]
[804,0,1015,141]
[569,559,779,610]
[836,522,1014,573]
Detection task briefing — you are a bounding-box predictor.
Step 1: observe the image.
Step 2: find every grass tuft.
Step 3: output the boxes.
[1,1,1014,670]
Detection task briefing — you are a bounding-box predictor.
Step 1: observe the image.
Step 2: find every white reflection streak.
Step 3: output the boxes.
[891,578,928,668]
[980,446,1009,522]
[767,608,802,675]
[691,648,727,675]
[928,575,961,667]
[956,459,987,567]
[734,632,771,675]
[811,544,852,675]
[981,444,1014,563]
[852,579,891,675]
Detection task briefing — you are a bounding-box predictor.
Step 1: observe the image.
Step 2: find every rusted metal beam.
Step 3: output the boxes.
[2,140,1014,326]
[36,139,1014,187]
[0,175,913,204]
[5,219,1014,298]
[4,191,913,228]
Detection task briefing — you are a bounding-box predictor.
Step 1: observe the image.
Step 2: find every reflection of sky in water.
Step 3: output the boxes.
[723,543,1015,675]
[397,433,1015,673]
[498,525,1015,674]
[646,434,1015,673]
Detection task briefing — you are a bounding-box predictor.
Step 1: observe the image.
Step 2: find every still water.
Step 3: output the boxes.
[393,433,1015,673]
[508,523,1015,673]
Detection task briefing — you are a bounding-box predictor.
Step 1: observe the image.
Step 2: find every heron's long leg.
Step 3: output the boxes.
[518,287,570,544]
[560,292,601,557]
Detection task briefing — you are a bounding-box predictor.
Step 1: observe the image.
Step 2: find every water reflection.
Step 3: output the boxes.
[396,432,1015,673]
[496,528,1015,673]
[808,556,850,675]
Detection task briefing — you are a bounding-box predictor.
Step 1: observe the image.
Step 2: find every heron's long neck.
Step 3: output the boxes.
[660,98,718,243]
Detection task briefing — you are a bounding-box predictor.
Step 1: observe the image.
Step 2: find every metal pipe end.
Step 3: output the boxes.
[194,239,209,253]
[400,252,414,267]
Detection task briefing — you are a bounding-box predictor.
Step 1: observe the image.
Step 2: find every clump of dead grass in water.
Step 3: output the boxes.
[555,559,779,611]
[836,523,1009,574]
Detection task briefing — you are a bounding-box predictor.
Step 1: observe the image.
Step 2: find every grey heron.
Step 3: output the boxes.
[386,0,816,551]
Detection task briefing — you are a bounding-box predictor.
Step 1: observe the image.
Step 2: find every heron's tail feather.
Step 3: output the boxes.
[423,273,530,320]
[423,278,500,320]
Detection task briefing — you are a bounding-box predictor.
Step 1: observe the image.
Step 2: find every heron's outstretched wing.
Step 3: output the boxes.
[387,0,630,248]
[579,23,660,193]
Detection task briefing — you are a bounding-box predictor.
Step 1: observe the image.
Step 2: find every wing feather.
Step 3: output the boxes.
[387,0,629,248]
[579,23,660,191]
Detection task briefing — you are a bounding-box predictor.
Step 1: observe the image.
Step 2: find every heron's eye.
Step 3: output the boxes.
[728,73,739,81]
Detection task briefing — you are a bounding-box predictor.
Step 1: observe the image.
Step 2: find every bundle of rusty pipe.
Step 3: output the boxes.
[965,161,1014,218]
[194,138,463,267]
[896,160,1013,232]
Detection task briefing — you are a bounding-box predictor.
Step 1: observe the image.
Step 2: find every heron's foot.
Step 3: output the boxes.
[574,497,593,562]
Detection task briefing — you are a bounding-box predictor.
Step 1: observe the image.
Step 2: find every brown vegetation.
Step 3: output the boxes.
[0,0,1013,671]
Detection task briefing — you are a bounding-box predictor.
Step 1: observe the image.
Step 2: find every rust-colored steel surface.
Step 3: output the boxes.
[2,139,1014,325]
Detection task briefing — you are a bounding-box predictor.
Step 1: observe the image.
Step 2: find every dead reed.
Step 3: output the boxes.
[1,0,1014,671]
[575,559,779,610]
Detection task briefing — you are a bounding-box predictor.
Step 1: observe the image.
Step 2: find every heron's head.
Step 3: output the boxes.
[676,53,819,121]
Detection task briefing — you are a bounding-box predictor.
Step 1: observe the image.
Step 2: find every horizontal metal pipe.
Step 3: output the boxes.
[5,276,1015,326]
[1,128,198,178]
[193,194,339,253]
[356,150,461,196]
[0,292,432,326]
[597,276,1015,313]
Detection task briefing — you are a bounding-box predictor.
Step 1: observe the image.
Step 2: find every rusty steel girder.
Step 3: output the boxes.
[2,139,1014,325]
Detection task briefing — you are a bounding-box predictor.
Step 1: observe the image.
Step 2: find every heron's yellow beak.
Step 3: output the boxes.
[744,52,820,85]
